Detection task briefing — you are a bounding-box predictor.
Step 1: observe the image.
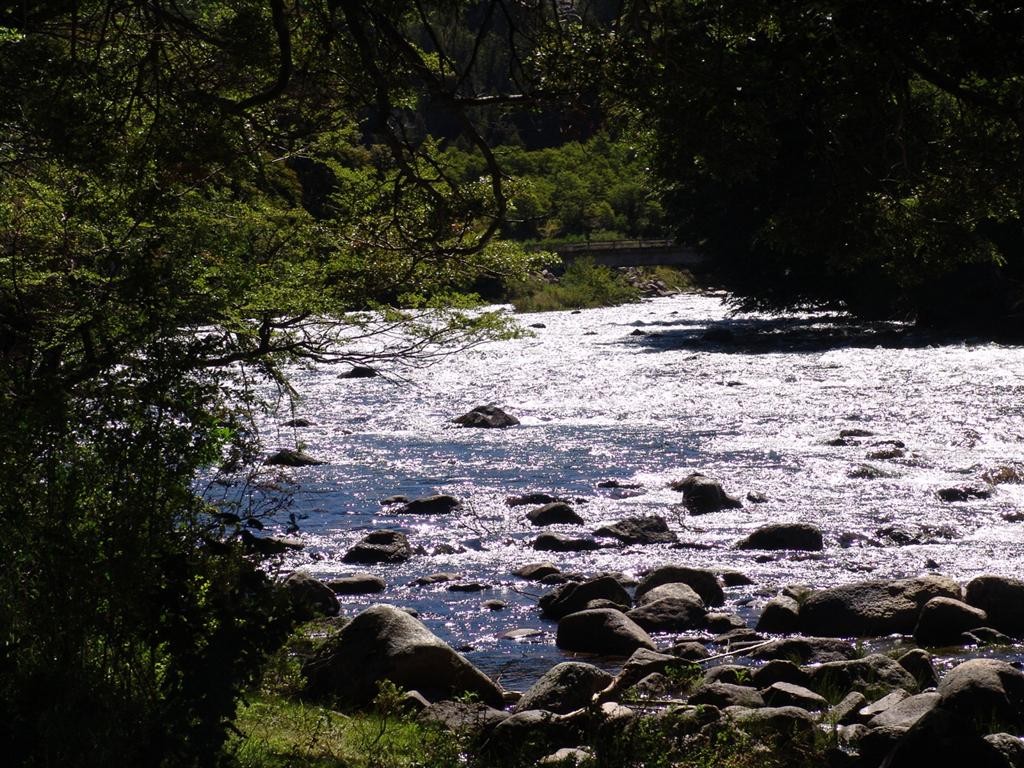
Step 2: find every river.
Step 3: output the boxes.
[241,293,1024,689]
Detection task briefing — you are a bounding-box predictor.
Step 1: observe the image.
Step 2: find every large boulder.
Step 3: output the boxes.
[556,609,656,656]
[400,494,462,515]
[913,597,988,646]
[867,692,941,728]
[798,575,961,637]
[342,530,413,564]
[755,595,801,634]
[938,658,1024,731]
[965,576,1024,636]
[879,706,1009,768]
[735,523,823,551]
[593,515,678,545]
[282,571,340,617]
[750,637,860,664]
[806,654,918,697]
[634,565,725,607]
[626,593,707,633]
[302,604,503,706]
[539,576,631,620]
[670,473,743,514]
[453,405,520,428]
[527,502,584,527]
[514,662,614,714]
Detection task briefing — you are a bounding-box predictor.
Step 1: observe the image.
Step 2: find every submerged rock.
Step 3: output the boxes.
[453,405,520,428]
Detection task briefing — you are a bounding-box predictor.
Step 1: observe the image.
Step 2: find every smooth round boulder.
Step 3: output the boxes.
[514,662,614,714]
[634,565,725,607]
[514,562,561,581]
[938,658,1024,731]
[453,405,520,428]
[626,594,707,632]
[556,609,656,657]
[880,706,1009,768]
[735,523,823,551]
[691,682,765,709]
[302,604,504,706]
[755,595,801,633]
[898,648,940,689]
[527,502,584,527]
[914,597,988,646]
[762,682,829,712]
[806,654,918,697]
[342,530,413,564]
[750,637,859,664]
[798,575,961,637]
[965,576,1024,637]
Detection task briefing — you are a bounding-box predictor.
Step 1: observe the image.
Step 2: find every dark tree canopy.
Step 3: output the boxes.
[610,0,1024,334]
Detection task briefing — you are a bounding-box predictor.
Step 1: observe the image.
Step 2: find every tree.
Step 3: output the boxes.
[0,2,556,765]
[609,0,1024,334]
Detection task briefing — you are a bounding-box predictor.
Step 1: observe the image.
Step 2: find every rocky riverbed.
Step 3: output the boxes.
[217,293,1024,698]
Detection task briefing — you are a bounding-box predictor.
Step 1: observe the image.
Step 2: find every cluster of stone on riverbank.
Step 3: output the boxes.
[282,563,1024,767]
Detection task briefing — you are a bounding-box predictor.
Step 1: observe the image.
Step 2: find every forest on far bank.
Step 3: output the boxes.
[1,2,1023,767]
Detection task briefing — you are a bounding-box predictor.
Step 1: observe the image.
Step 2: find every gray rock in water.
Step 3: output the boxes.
[540,576,631,620]
[593,515,678,545]
[750,637,859,664]
[635,564,725,607]
[339,364,378,379]
[937,485,992,502]
[527,502,584,527]
[453,405,520,428]
[897,648,939,690]
[938,658,1024,732]
[752,660,810,690]
[626,594,707,633]
[266,448,326,466]
[798,574,961,637]
[755,595,801,633]
[914,597,988,646]
[302,604,503,706]
[556,609,656,656]
[282,571,339,617]
[965,575,1024,637]
[514,662,614,714]
[513,562,561,581]
[342,530,413,564]
[328,573,386,595]
[533,533,601,552]
[506,492,566,507]
[401,494,462,515]
[735,523,823,551]
[636,582,703,607]
[670,472,743,514]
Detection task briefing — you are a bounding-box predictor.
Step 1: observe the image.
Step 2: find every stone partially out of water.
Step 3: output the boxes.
[670,473,743,514]
[964,576,1024,636]
[593,515,678,545]
[400,494,462,515]
[514,662,614,714]
[282,571,339,617]
[302,604,504,706]
[533,533,601,552]
[635,565,725,607]
[937,486,993,502]
[526,502,584,526]
[453,405,520,428]
[342,531,413,564]
[556,609,656,656]
[339,364,378,378]
[735,523,823,551]
[913,597,988,647]
[265,448,326,466]
[328,573,387,595]
[539,576,632,620]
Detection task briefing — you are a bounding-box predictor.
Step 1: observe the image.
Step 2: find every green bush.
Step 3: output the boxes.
[511,259,640,312]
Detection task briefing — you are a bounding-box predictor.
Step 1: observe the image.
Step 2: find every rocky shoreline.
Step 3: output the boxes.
[283,562,1024,767]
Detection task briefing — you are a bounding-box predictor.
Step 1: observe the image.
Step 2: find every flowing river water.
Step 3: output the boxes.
[241,293,1024,690]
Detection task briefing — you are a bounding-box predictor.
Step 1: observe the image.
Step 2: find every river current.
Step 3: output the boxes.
[247,293,1024,689]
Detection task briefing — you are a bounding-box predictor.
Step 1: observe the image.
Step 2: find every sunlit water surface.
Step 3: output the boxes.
[229,294,1024,689]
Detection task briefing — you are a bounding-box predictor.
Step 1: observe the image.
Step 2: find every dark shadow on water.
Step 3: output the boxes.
[619,313,977,355]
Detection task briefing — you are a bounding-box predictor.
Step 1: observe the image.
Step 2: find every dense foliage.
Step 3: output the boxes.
[0,2,549,766]
[610,0,1024,333]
